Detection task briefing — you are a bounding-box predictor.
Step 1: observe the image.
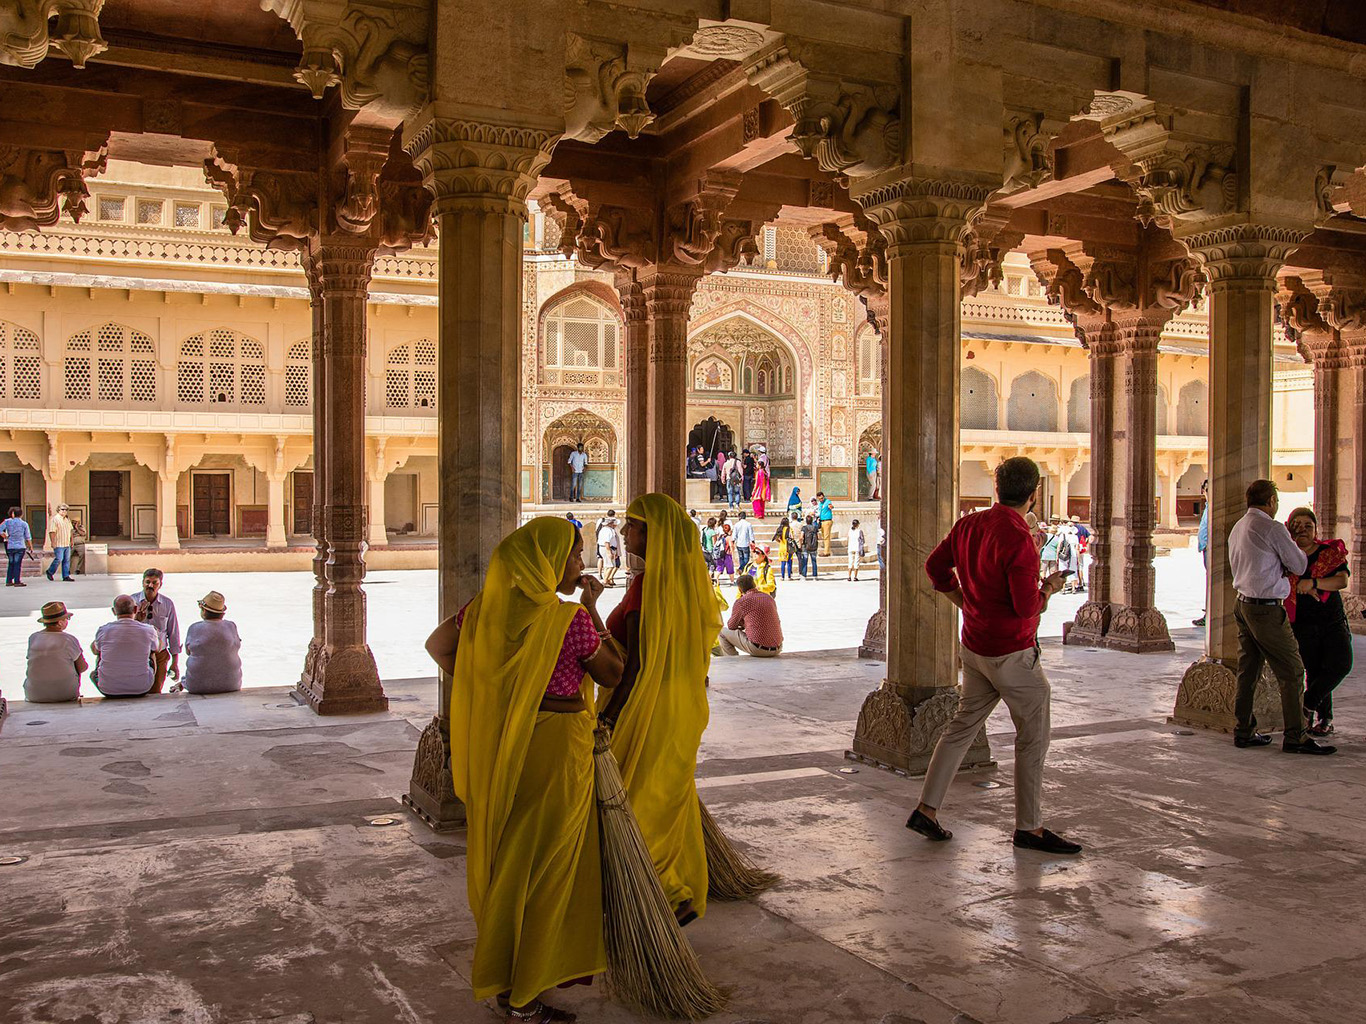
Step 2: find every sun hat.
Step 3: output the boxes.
[1070,515,1081,522]
[57,503,69,512]
[38,601,72,625]
[197,590,228,614]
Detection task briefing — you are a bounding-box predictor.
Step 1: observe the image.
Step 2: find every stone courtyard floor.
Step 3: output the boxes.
[2,610,1364,1024]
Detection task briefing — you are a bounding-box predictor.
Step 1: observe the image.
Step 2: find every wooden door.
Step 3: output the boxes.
[192,473,231,537]
[89,471,125,537]
[551,444,573,502]
[292,471,313,535]
[0,472,19,516]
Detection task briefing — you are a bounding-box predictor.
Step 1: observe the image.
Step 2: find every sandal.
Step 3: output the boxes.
[674,899,699,928]
[503,999,575,1023]
[1308,719,1335,736]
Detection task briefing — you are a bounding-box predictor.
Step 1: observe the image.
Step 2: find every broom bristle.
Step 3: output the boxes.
[700,799,780,901]
[594,728,727,1020]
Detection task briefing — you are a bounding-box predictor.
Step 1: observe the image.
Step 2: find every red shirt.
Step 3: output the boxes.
[727,590,783,648]
[925,503,1044,657]
[606,574,644,646]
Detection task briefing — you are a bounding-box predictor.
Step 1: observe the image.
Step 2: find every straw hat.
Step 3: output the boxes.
[197,590,228,614]
[1070,515,1081,523]
[38,601,72,625]
[57,503,69,512]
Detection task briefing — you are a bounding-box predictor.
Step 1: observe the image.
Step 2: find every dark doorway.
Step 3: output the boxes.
[550,444,574,502]
[192,473,231,537]
[687,417,733,463]
[89,471,126,537]
[292,471,313,535]
[0,472,19,516]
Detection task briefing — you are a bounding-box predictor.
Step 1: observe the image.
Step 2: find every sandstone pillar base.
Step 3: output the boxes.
[846,684,992,776]
[1062,600,1110,647]
[1170,657,1284,733]
[402,715,466,831]
[295,644,387,715]
[857,608,886,661]
[1104,605,1174,654]
[1344,592,1366,636]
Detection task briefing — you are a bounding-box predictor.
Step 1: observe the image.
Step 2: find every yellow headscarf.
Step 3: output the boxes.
[451,516,583,920]
[608,491,721,915]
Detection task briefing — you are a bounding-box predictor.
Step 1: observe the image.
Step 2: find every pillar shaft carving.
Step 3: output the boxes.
[617,273,649,501]
[845,175,993,775]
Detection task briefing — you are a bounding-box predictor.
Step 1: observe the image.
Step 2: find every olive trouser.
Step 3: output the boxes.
[1233,600,1306,743]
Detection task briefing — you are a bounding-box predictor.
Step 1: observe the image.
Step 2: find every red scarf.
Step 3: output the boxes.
[1285,538,1348,622]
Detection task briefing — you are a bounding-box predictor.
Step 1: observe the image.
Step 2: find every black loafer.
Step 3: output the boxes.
[906,808,952,842]
[1234,734,1273,748]
[1284,738,1337,755]
[1013,828,1082,855]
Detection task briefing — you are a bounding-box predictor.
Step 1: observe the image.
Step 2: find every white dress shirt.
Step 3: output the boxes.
[1228,507,1307,600]
[732,519,754,547]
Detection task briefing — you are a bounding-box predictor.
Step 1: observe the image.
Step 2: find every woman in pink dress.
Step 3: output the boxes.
[752,446,772,518]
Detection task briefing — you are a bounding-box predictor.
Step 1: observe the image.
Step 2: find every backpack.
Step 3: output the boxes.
[728,462,742,484]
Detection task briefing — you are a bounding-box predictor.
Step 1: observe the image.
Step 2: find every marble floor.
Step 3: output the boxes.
[2,623,1362,1024]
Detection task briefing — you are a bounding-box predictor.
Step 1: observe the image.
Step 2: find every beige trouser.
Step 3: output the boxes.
[820,519,832,555]
[716,626,780,658]
[598,546,617,585]
[920,644,1051,831]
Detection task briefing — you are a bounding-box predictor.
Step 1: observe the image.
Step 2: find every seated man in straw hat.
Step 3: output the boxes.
[180,591,243,695]
[24,601,87,703]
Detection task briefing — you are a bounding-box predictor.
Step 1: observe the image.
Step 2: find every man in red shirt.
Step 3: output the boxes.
[715,574,783,657]
[908,456,1081,855]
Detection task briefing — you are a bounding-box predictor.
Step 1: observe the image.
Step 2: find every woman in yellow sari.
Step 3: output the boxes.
[600,492,721,926]
[426,517,623,1023]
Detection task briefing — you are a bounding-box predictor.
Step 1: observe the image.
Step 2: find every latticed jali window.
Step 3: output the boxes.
[0,321,42,401]
[385,338,437,410]
[65,323,156,404]
[857,330,880,395]
[961,366,999,430]
[542,293,619,384]
[177,328,267,406]
[285,340,311,407]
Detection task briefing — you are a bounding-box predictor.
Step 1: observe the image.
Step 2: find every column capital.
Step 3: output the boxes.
[303,242,378,295]
[852,175,993,251]
[403,105,561,214]
[1181,223,1306,285]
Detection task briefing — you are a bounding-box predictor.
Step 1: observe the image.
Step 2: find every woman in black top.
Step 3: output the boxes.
[1285,507,1352,736]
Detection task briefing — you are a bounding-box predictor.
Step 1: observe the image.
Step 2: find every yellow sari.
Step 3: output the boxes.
[451,517,605,1005]
[605,492,721,918]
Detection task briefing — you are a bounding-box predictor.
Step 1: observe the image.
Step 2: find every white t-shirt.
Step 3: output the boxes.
[24,630,83,703]
[183,619,243,695]
[568,450,588,472]
[596,524,618,549]
[93,618,165,695]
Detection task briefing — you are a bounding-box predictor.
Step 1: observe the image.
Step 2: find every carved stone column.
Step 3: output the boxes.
[1319,290,1366,633]
[1173,226,1303,730]
[618,272,649,501]
[402,108,560,828]
[301,262,328,693]
[859,302,889,660]
[642,268,703,502]
[296,242,387,716]
[845,177,993,775]
[1105,315,1174,652]
[1349,342,1366,632]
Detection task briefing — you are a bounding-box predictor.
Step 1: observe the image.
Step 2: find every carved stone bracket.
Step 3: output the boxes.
[204,157,320,252]
[810,218,889,331]
[0,0,107,69]
[845,684,992,776]
[960,207,1024,298]
[402,716,465,831]
[564,34,659,142]
[0,141,107,230]
[1002,111,1056,195]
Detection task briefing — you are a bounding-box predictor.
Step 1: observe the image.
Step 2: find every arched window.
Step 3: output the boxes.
[961,366,998,430]
[0,321,41,401]
[385,339,437,410]
[857,329,880,395]
[285,340,311,408]
[541,292,620,380]
[1157,383,1170,435]
[65,323,156,404]
[1007,370,1059,432]
[1177,379,1208,436]
[1067,375,1090,433]
[176,328,266,406]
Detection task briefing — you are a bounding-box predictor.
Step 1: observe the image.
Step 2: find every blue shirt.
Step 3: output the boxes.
[818,500,834,522]
[2,516,31,549]
[866,455,877,475]
[1197,504,1210,552]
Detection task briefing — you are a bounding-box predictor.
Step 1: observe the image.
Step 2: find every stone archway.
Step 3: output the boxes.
[857,422,882,500]
[543,409,617,504]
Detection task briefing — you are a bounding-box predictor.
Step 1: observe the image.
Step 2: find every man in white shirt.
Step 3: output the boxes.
[732,512,755,573]
[92,595,168,697]
[1228,479,1334,755]
[567,443,588,502]
[596,514,620,586]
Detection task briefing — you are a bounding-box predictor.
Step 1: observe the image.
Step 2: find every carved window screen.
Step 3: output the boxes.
[1177,379,1208,436]
[540,291,621,385]
[174,203,200,228]
[961,366,999,430]
[1067,375,1091,433]
[0,322,41,401]
[97,196,125,221]
[66,323,156,405]
[177,328,265,406]
[136,199,163,225]
[285,340,311,407]
[1007,370,1059,432]
[385,339,437,410]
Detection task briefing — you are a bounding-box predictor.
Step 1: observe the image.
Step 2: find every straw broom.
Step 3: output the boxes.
[699,798,780,901]
[593,726,726,1019]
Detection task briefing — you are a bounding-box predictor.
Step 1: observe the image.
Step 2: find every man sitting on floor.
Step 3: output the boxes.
[91,595,168,698]
[715,573,784,658]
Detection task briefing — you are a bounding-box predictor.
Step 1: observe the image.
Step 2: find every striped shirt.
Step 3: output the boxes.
[49,514,75,548]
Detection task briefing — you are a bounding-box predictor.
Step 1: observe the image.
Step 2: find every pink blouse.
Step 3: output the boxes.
[457,603,600,698]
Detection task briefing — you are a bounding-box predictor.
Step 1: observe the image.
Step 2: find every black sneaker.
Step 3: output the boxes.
[1192,616,1206,626]
[1283,738,1337,755]
[1013,828,1082,855]
[45,569,54,581]
[906,808,952,842]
